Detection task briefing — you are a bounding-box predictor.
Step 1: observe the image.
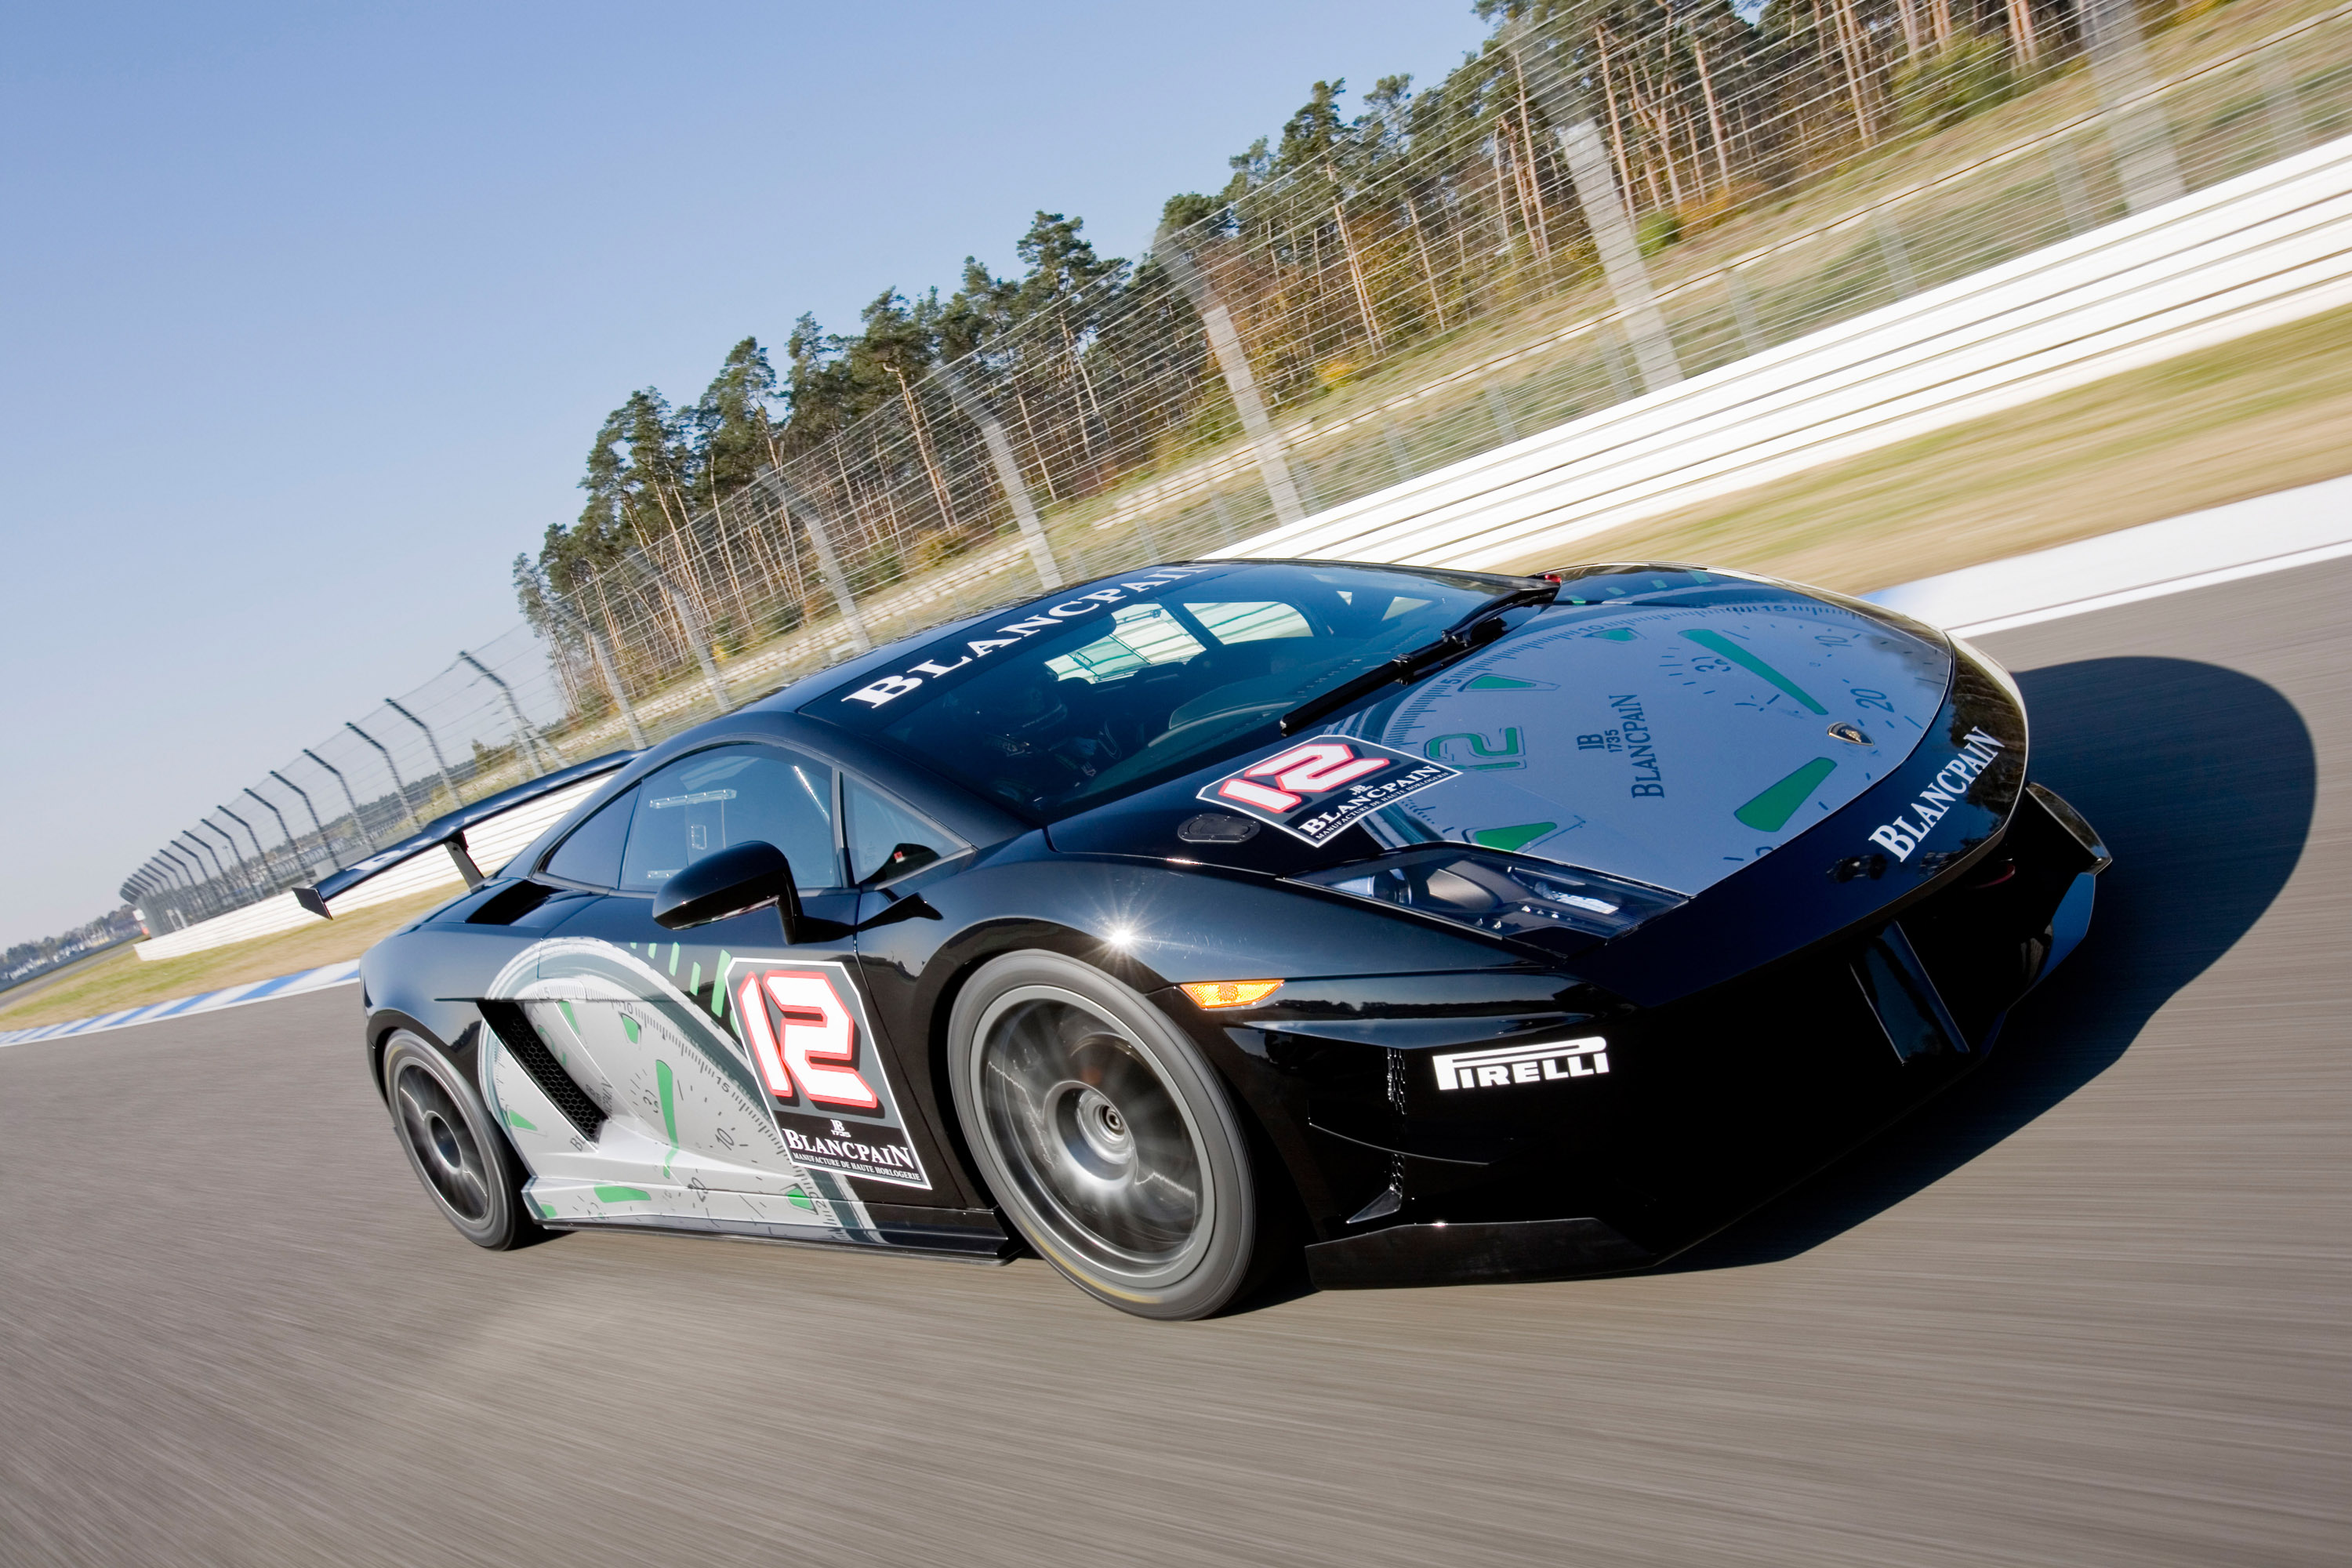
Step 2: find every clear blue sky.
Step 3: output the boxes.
[0,0,1494,948]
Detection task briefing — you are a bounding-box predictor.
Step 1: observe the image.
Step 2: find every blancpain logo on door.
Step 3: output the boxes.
[1867,728,2007,862]
[1432,1037,1610,1091]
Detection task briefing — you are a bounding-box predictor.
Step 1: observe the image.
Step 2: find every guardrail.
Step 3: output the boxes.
[1214,131,2352,570]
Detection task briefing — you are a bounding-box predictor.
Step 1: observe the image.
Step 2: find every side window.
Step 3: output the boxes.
[541,786,637,888]
[617,746,840,894]
[845,777,963,887]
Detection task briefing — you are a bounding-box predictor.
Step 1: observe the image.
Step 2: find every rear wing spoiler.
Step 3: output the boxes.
[292,750,636,919]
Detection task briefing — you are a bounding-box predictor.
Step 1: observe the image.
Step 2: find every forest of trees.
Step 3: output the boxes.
[514,0,2206,676]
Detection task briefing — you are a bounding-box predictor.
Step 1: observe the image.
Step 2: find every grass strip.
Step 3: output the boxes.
[1500,300,2352,593]
[0,887,460,1032]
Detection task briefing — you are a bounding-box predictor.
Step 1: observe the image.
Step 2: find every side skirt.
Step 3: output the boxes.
[538,1202,1018,1264]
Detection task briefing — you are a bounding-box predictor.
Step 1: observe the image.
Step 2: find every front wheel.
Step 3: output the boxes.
[948,951,1264,1319]
[382,1031,538,1250]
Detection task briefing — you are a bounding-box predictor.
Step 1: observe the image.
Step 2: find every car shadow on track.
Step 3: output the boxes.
[1650,655,2317,1276]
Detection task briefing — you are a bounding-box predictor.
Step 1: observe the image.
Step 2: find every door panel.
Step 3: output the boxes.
[475,740,971,1243]
[481,913,887,1243]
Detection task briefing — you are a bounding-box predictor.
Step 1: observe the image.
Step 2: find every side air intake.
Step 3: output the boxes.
[477,1000,605,1141]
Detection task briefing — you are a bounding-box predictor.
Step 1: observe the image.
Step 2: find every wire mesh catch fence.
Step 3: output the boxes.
[125,0,2352,932]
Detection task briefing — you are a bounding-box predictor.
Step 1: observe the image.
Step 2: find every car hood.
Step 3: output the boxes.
[1048,574,1954,898]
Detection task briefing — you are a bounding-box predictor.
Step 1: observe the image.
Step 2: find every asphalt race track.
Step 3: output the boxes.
[4,560,2347,1568]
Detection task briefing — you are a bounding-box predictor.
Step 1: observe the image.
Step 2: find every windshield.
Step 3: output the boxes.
[808,561,1525,816]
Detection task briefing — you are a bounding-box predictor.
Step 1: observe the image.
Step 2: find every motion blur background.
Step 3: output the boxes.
[5,6,2350,1564]
[18,0,2346,972]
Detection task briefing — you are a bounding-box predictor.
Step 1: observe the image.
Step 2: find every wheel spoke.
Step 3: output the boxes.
[394,1062,493,1225]
[976,990,1212,1284]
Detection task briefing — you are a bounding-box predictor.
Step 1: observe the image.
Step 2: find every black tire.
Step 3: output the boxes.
[382,1031,539,1250]
[947,950,1265,1320]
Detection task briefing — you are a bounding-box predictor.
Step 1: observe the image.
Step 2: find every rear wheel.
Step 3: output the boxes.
[948,950,1265,1319]
[383,1031,537,1250]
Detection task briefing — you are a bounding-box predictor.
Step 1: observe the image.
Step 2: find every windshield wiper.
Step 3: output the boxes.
[1279,583,1559,735]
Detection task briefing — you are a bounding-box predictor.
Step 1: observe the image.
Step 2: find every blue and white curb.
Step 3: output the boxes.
[0,960,361,1048]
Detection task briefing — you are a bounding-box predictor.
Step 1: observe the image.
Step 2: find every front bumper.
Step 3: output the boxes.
[1224,781,2108,1290]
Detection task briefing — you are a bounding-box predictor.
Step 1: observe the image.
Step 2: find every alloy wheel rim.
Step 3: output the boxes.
[973,985,1211,1287]
[394,1061,494,1226]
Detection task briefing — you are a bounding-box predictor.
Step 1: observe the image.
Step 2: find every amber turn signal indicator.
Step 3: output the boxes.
[1179,978,1284,1009]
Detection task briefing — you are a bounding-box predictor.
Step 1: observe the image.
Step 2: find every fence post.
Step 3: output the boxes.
[163,852,202,926]
[2259,52,2307,156]
[269,769,337,874]
[544,597,646,751]
[758,470,874,654]
[176,835,224,913]
[458,650,561,775]
[176,837,223,912]
[1872,205,1918,296]
[939,366,1063,589]
[1514,21,1684,394]
[641,564,735,715]
[215,818,268,888]
[155,848,192,906]
[1727,267,1765,354]
[383,698,456,815]
[1484,384,1519,442]
[1156,232,1309,528]
[303,748,369,855]
[1380,419,1414,480]
[2082,0,2185,212]
[202,817,258,896]
[346,721,424,833]
[243,787,297,882]
[2049,140,2097,233]
[147,856,182,925]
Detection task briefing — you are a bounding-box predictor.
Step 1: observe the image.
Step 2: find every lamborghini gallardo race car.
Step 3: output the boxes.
[344,558,2108,1319]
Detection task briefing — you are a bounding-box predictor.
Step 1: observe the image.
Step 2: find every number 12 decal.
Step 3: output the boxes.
[739,970,879,1109]
[729,960,932,1190]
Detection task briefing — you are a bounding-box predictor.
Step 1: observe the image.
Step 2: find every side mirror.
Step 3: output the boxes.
[652,840,803,939]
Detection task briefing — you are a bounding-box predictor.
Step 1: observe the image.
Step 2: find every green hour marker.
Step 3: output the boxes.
[689,961,701,996]
[1472,822,1557,852]
[656,1060,679,1178]
[713,953,733,1014]
[620,1014,640,1044]
[668,943,680,976]
[1465,673,1543,690]
[1681,629,1828,713]
[1734,757,1838,832]
[1591,628,1635,641]
[503,1108,537,1131]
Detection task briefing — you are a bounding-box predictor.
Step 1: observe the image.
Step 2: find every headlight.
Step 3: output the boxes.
[1294,846,1685,953]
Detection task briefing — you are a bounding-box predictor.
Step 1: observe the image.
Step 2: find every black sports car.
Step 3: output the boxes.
[345,559,2107,1319]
